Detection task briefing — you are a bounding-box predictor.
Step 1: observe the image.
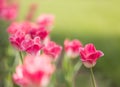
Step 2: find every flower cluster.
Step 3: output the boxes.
[7,15,62,58]
[0,0,18,21]
[64,39,104,68]
[6,4,104,86]
[7,14,62,87]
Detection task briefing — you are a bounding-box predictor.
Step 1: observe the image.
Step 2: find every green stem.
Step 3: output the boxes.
[90,68,97,87]
[19,51,23,63]
[72,61,82,87]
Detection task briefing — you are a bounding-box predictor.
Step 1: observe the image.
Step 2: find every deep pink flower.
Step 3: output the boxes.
[21,37,42,55]
[9,31,25,51]
[43,41,62,59]
[79,43,104,68]
[37,14,55,30]
[29,26,49,40]
[13,54,55,87]
[64,39,83,58]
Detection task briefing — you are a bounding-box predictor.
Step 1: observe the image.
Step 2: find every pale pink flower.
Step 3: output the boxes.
[13,54,55,87]
[21,37,42,55]
[79,43,104,68]
[64,39,83,58]
[37,14,55,30]
[43,41,62,59]
[7,21,35,35]
[7,22,20,35]
[26,3,38,21]
[0,4,18,21]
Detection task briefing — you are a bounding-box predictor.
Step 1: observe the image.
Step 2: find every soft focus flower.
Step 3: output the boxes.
[13,54,55,87]
[7,21,34,35]
[21,37,42,55]
[64,39,83,58]
[37,14,55,31]
[26,3,38,21]
[43,41,62,60]
[79,43,104,68]
[0,3,18,21]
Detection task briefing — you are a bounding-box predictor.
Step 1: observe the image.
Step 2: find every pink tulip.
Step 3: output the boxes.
[37,14,55,31]
[29,26,49,40]
[43,41,62,59]
[64,39,83,58]
[9,31,25,51]
[21,37,42,55]
[7,21,35,35]
[79,43,104,68]
[13,54,55,87]
[0,4,18,21]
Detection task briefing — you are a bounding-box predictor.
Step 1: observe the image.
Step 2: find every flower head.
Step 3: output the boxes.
[13,54,55,87]
[0,3,18,21]
[64,39,83,58]
[79,43,104,68]
[37,14,55,31]
[21,37,42,55]
[43,41,62,60]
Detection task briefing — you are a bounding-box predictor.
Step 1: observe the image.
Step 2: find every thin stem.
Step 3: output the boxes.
[19,51,23,63]
[90,68,97,87]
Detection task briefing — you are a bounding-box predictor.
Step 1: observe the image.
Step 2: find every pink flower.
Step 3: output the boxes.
[43,41,62,59]
[79,43,104,68]
[26,3,38,21]
[64,39,83,58]
[7,22,20,35]
[9,31,25,51]
[0,4,18,21]
[37,14,55,30]
[7,21,34,35]
[21,37,42,55]
[13,54,55,87]
[29,26,49,40]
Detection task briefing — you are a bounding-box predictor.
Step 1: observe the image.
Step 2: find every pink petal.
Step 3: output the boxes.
[85,43,96,53]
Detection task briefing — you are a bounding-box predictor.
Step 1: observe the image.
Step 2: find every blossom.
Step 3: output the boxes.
[7,21,34,35]
[29,26,49,40]
[21,37,42,55]
[64,39,83,58]
[0,3,18,21]
[13,54,55,87]
[37,14,55,31]
[9,31,25,51]
[43,41,62,59]
[79,43,104,68]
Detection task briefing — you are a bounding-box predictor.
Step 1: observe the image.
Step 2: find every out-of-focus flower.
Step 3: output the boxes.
[64,39,83,58]
[7,21,35,35]
[43,41,62,60]
[0,3,18,21]
[13,54,55,87]
[26,3,38,21]
[79,43,104,68]
[21,37,42,55]
[37,14,55,31]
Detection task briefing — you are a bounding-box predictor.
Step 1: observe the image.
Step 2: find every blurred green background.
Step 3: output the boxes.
[1,0,120,87]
